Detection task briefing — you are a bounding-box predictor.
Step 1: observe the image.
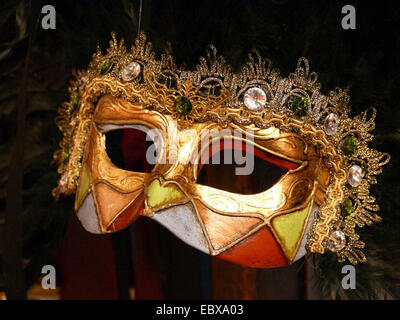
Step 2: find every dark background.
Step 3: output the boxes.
[0,0,399,300]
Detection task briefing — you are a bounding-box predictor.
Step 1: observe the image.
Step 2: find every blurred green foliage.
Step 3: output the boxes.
[0,0,399,298]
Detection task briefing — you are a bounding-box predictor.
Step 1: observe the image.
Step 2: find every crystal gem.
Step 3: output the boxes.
[68,120,76,134]
[324,113,339,135]
[348,165,364,187]
[327,230,346,252]
[291,96,308,117]
[173,96,192,115]
[58,174,67,192]
[79,75,88,91]
[341,198,353,219]
[80,75,88,83]
[243,87,267,111]
[121,62,141,82]
[342,136,356,156]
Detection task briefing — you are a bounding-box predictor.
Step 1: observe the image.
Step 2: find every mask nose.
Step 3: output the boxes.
[144,178,187,215]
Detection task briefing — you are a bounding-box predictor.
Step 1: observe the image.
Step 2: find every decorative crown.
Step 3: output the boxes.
[53,32,390,264]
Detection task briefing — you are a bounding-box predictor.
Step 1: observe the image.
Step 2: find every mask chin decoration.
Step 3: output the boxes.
[53,33,389,268]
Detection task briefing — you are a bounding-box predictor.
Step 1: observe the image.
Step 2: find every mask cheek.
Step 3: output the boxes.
[75,177,146,234]
[74,163,91,211]
[76,193,101,234]
[194,199,264,253]
[215,226,288,268]
[271,201,314,262]
[74,163,102,233]
[92,182,145,233]
[150,203,210,254]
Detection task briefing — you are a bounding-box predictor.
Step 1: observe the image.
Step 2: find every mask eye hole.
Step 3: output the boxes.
[196,140,298,195]
[105,127,157,173]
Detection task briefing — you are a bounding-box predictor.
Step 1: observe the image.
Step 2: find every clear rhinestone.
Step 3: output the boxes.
[348,165,364,187]
[327,230,346,252]
[68,119,76,134]
[80,74,88,83]
[243,87,267,111]
[324,113,339,135]
[79,75,88,91]
[121,62,141,82]
[58,174,67,192]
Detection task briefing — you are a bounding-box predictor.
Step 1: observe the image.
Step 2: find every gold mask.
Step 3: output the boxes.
[53,33,389,267]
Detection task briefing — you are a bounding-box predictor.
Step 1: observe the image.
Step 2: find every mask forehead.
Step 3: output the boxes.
[232,124,313,163]
[94,94,168,129]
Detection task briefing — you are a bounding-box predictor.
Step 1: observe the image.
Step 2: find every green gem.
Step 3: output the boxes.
[63,146,70,162]
[63,152,69,161]
[341,198,353,219]
[342,136,356,156]
[72,94,80,108]
[291,97,308,117]
[101,61,113,74]
[173,96,192,115]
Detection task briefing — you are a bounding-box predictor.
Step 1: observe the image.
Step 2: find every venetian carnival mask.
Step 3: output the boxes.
[53,33,389,268]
